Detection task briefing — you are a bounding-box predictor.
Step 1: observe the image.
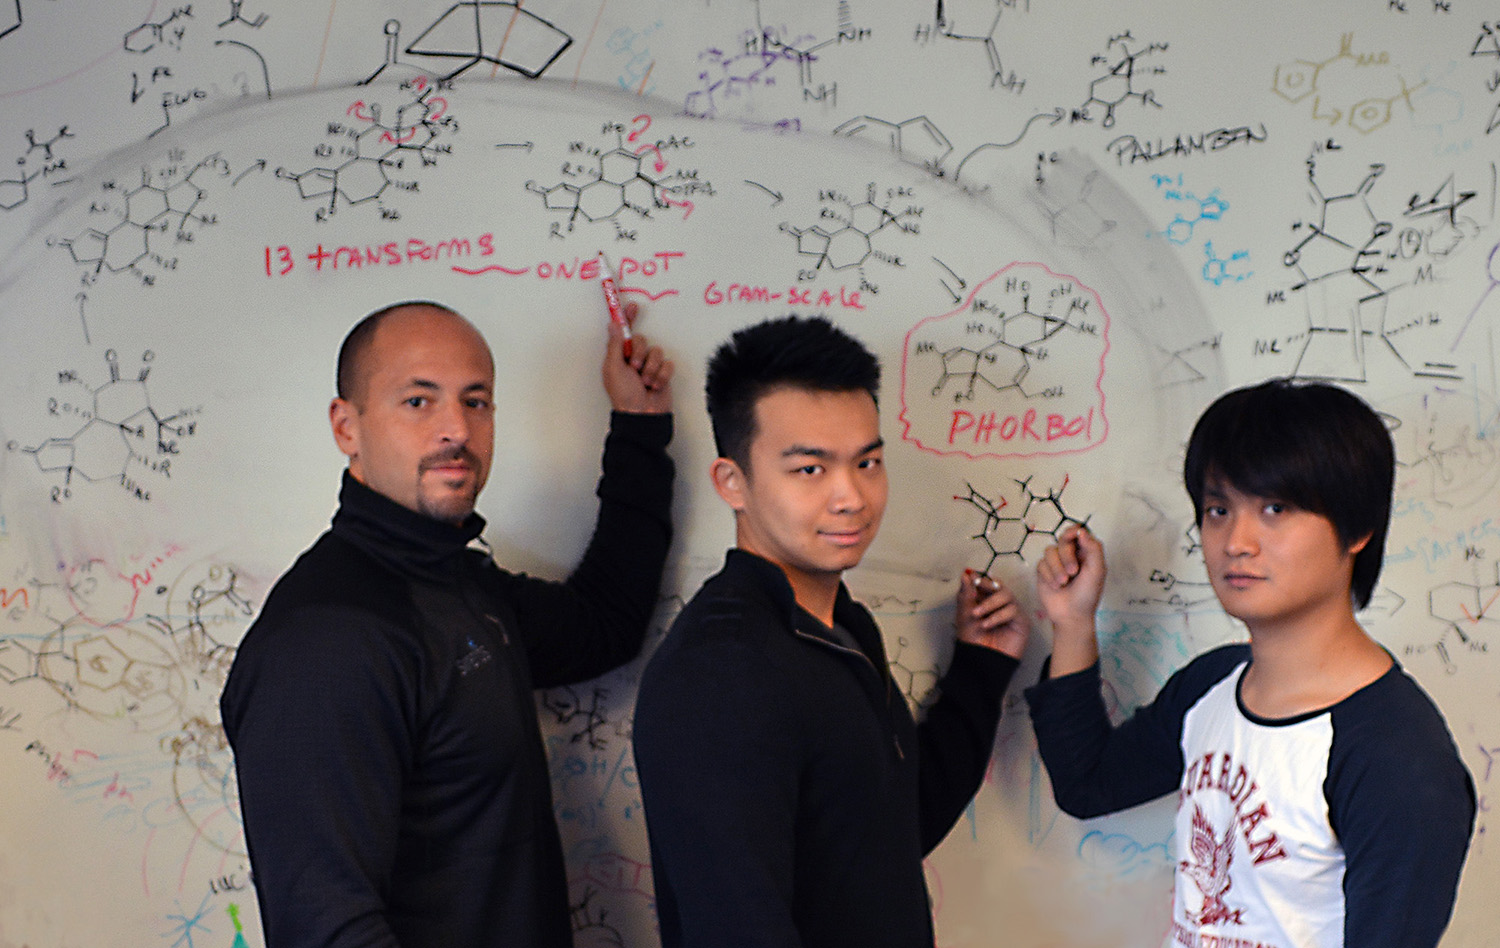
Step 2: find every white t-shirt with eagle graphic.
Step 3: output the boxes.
[1027,644,1474,948]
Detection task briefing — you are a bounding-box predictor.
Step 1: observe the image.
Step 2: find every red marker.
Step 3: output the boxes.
[964,568,998,592]
[598,252,632,359]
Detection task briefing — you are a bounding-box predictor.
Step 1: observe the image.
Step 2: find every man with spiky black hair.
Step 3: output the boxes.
[635,314,1031,948]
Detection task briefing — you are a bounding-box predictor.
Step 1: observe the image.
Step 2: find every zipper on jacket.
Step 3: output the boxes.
[793,627,906,759]
[483,612,510,645]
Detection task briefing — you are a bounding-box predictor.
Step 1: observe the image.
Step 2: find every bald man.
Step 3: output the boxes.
[221,301,674,948]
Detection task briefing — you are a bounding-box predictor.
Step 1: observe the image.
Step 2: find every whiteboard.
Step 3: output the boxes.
[0,2,1495,946]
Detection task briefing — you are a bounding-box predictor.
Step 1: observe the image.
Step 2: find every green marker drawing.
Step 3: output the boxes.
[227,903,249,948]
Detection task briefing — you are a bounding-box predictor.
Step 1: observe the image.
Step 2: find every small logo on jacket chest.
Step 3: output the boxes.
[456,638,494,676]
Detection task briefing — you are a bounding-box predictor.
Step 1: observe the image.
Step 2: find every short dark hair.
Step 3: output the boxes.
[336,300,462,402]
[1183,378,1394,609]
[705,315,881,468]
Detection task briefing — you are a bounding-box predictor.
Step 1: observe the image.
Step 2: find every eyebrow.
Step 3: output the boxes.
[404,378,492,394]
[780,438,884,459]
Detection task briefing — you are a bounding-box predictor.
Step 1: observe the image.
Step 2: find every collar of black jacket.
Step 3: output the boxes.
[721,549,879,659]
[330,469,486,583]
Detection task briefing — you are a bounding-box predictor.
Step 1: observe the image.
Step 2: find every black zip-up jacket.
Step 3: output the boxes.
[633,549,1019,948]
[221,412,672,948]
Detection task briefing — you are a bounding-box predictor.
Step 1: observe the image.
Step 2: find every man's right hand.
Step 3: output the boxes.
[1035,525,1106,677]
[602,301,673,414]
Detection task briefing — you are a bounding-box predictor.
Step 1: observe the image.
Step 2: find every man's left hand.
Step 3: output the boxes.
[955,569,1031,659]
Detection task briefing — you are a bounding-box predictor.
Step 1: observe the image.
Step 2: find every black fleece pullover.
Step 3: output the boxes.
[222,412,672,948]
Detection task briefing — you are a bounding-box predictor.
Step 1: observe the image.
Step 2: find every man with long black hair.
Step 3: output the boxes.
[1029,379,1474,948]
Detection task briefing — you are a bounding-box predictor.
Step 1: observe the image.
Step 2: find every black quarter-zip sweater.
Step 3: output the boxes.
[221,412,672,948]
[633,549,1019,948]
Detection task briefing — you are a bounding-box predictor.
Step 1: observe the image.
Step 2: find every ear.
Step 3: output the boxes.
[329,397,361,461]
[1346,531,1372,557]
[710,457,747,512]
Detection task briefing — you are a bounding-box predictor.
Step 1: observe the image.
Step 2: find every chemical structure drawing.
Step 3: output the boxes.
[52,152,228,285]
[22,124,69,162]
[1451,240,1500,356]
[1370,283,1464,382]
[360,20,436,86]
[1072,31,1168,128]
[1,0,19,42]
[605,17,663,97]
[571,887,628,948]
[684,29,808,118]
[1182,522,1202,557]
[33,615,188,728]
[166,711,248,858]
[151,558,255,858]
[901,263,1109,458]
[1476,22,1500,59]
[919,0,1029,92]
[162,894,217,948]
[888,636,941,711]
[1146,173,1253,286]
[1393,172,1482,262]
[1125,568,1218,612]
[218,0,268,30]
[923,291,1072,401]
[913,268,1103,403]
[1150,173,1228,246]
[862,593,923,615]
[526,121,711,238]
[1038,168,1118,247]
[0,631,37,686]
[403,2,574,81]
[542,685,614,750]
[124,7,192,54]
[683,3,869,118]
[6,350,199,504]
[954,475,1090,571]
[1478,744,1500,800]
[164,561,255,681]
[779,182,922,275]
[1097,619,1196,712]
[1387,206,1486,373]
[1282,153,1485,382]
[833,115,953,174]
[1389,385,1500,511]
[276,79,456,222]
[124,5,272,138]
[48,558,248,848]
[1272,33,1426,134]
[0,552,258,902]
[1281,155,1394,381]
[1150,333,1222,387]
[1409,562,1497,673]
[947,31,1165,182]
[1474,22,1500,134]
[0,126,74,212]
[528,140,666,233]
[1203,241,1252,285]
